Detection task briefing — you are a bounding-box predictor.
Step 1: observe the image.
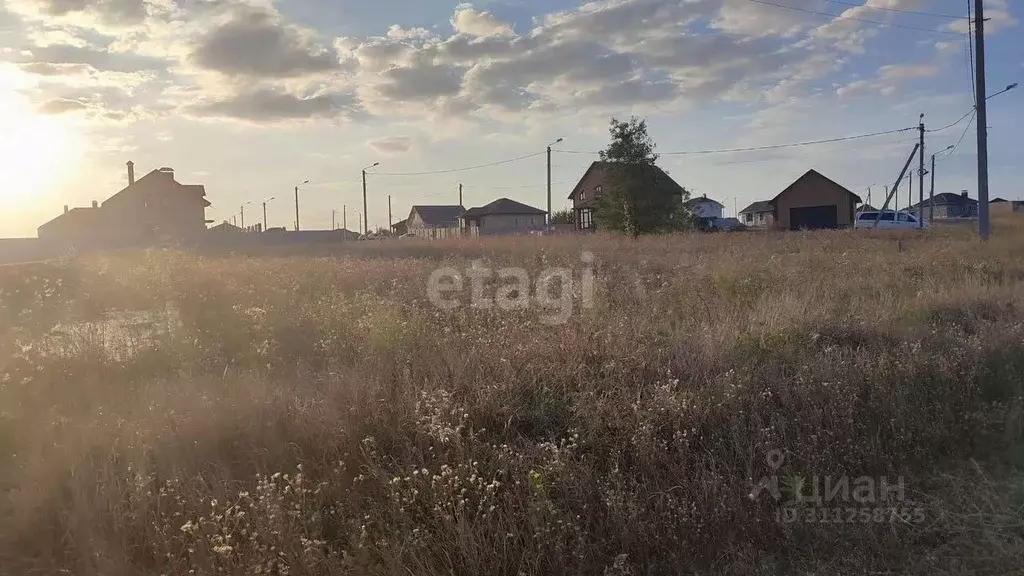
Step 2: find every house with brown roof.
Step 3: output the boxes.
[739,169,861,230]
[459,198,546,236]
[37,161,212,248]
[568,161,686,231]
[406,205,465,239]
[37,202,105,248]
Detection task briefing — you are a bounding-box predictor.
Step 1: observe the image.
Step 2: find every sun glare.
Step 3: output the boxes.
[0,66,85,209]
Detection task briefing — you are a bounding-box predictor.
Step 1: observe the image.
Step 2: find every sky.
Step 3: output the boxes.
[0,0,1020,236]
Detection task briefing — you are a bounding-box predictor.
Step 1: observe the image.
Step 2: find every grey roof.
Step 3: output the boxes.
[684,195,725,209]
[739,200,773,214]
[412,205,465,226]
[463,198,546,218]
[909,193,978,209]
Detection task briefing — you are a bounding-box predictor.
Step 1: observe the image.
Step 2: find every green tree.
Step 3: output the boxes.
[550,209,574,225]
[595,116,693,236]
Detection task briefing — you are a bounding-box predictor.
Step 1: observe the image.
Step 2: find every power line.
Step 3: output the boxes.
[823,0,965,20]
[373,151,546,176]
[941,110,976,160]
[745,0,964,35]
[927,109,975,132]
[555,126,915,157]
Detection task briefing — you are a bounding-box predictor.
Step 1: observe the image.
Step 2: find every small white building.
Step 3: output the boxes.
[684,194,725,219]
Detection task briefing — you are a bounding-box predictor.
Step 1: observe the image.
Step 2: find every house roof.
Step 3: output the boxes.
[103,168,210,207]
[771,169,862,205]
[411,205,465,225]
[567,161,684,199]
[209,221,242,232]
[390,219,408,229]
[909,192,978,208]
[990,197,1009,203]
[38,206,104,232]
[462,198,546,218]
[683,195,725,209]
[739,200,774,214]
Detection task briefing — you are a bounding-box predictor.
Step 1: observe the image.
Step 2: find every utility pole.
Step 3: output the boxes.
[546,138,563,227]
[361,170,368,236]
[459,183,463,206]
[294,186,299,231]
[232,215,237,227]
[262,197,274,232]
[975,0,990,239]
[240,205,245,229]
[908,171,912,213]
[918,114,925,229]
[388,195,393,230]
[332,209,336,230]
[929,154,936,224]
[343,205,347,232]
[361,162,379,238]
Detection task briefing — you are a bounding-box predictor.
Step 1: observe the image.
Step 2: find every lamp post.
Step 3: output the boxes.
[294,180,309,231]
[361,163,379,236]
[262,196,275,232]
[928,145,955,224]
[240,201,251,230]
[547,138,563,227]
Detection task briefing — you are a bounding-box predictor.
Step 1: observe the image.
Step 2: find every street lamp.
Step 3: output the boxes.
[294,180,309,231]
[262,196,275,232]
[240,201,252,230]
[928,145,955,224]
[985,82,1018,101]
[547,138,563,226]
[361,162,379,236]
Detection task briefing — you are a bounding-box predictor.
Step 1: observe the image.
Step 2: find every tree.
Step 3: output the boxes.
[595,116,693,236]
[550,209,574,225]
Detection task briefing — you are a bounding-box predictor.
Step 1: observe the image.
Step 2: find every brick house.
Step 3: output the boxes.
[37,161,212,248]
[567,161,685,231]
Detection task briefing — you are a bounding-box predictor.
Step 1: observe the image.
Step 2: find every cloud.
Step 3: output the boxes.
[184,88,361,123]
[450,6,513,37]
[369,135,413,154]
[13,42,167,73]
[17,0,147,23]
[37,97,89,113]
[189,5,341,78]
[836,62,940,98]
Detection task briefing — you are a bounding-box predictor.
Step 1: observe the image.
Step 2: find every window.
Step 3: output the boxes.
[580,209,594,229]
[744,213,753,223]
[579,189,585,201]
[858,212,878,221]
[758,213,765,223]
[879,213,895,221]
[595,185,603,197]
[897,213,912,222]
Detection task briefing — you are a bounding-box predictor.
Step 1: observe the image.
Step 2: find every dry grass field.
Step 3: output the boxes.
[2,218,1024,575]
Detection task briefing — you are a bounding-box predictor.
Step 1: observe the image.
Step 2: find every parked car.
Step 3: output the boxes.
[854,211,929,230]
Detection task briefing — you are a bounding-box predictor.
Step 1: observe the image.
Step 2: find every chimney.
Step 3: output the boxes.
[64,205,69,214]
[92,200,98,208]
[961,190,969,198]
[127,160,135,185]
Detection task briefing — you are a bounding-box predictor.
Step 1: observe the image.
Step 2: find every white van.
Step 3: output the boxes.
[854,211,929,230]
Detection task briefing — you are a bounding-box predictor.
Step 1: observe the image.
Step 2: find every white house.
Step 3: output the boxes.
[684,194,725,219]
